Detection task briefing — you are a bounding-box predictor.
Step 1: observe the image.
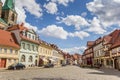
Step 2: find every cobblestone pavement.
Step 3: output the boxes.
[0,66,120,80]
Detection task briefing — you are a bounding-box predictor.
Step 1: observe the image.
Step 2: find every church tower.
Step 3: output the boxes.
[2,0,17,26]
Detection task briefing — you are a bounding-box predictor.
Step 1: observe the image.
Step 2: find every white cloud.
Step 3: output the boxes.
[44,2,58,14]
[87,17,106,34]
[39,25,68,39]
[81,12,87,17]
[62,46,86,54]
[16,0,42,18]
[61,15,89,30]
[39,25,90,40]
[56,16,61,20]
[69,31,90,39]
[51,0,74,6]
[86,0,120,27]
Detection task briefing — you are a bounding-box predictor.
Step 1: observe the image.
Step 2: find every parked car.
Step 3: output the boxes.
[8,63,25,70]
[44,63,54,68]
[61,63,67,66]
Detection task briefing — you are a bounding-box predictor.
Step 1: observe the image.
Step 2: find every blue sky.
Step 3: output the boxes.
[2,0,120,54]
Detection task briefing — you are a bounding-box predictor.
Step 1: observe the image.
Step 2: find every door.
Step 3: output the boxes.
[35,60,37,66]
[114,59,118,69]
[39,58,43,66]
[0,58,6,68]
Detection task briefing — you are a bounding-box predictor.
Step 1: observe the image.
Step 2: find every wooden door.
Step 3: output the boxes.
[0,58,6,68]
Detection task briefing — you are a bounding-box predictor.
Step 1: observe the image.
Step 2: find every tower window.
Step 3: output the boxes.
[11,13,14,21]
[1,12,5,19]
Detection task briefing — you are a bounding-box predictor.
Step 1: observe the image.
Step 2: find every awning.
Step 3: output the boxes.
[49,58,55,62]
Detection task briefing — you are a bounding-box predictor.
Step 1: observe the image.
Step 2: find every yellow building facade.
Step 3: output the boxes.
[38,40,53,66]
[0,46,19,68]
[0,30,19,68]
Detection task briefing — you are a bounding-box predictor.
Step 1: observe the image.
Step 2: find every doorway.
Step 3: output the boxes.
[0,58,6,68]
[114,59,118,69]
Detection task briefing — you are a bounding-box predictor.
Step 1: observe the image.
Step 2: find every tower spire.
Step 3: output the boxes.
[3,0,15,11]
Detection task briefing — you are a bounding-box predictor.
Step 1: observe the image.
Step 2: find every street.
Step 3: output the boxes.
[0,66,120,80]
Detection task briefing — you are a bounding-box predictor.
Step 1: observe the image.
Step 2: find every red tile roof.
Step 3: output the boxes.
[109,29,120,44]
[7,23,39,44]
[0,30,19,48]
[103,35,112,44]
[109,29,120,49]
[7,23,28,31]
[111,42,120,49]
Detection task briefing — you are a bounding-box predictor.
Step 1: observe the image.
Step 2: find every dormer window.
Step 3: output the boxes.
[25,32,27,37]
[32,35,34,40]
[28,34,31,39]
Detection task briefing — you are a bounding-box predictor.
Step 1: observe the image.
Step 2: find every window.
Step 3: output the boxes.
[8,59,11,63]
[4,48,7,53]
[15,50,18,54]
[1,12,5,19]
[28,56,33,62]
[32,45,34,51]
[21,55,25,62]
[112,48,117,54]
[36,46,38,51]
[27,44,30,50]
[29,34,31,39]
[22,43,25,49]
[14,59,16,63]
[10,49,13,53]
[118,47,120,52]
[32,36,34,40]
[40,48,42,52]
[11,13,14,21]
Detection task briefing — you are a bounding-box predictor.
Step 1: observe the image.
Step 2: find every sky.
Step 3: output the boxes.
[2,0,120,54]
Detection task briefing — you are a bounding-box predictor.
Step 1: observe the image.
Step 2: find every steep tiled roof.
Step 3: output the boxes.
[103,35,112,44]
[0,30,19,48]
[110,30,120,49]
[111,42,120,49]
[109,29,120,44]
[7,23,39,44]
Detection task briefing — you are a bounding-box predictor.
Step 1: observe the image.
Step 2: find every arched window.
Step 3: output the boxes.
[21,55,25,62]
[29,56,33,62]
